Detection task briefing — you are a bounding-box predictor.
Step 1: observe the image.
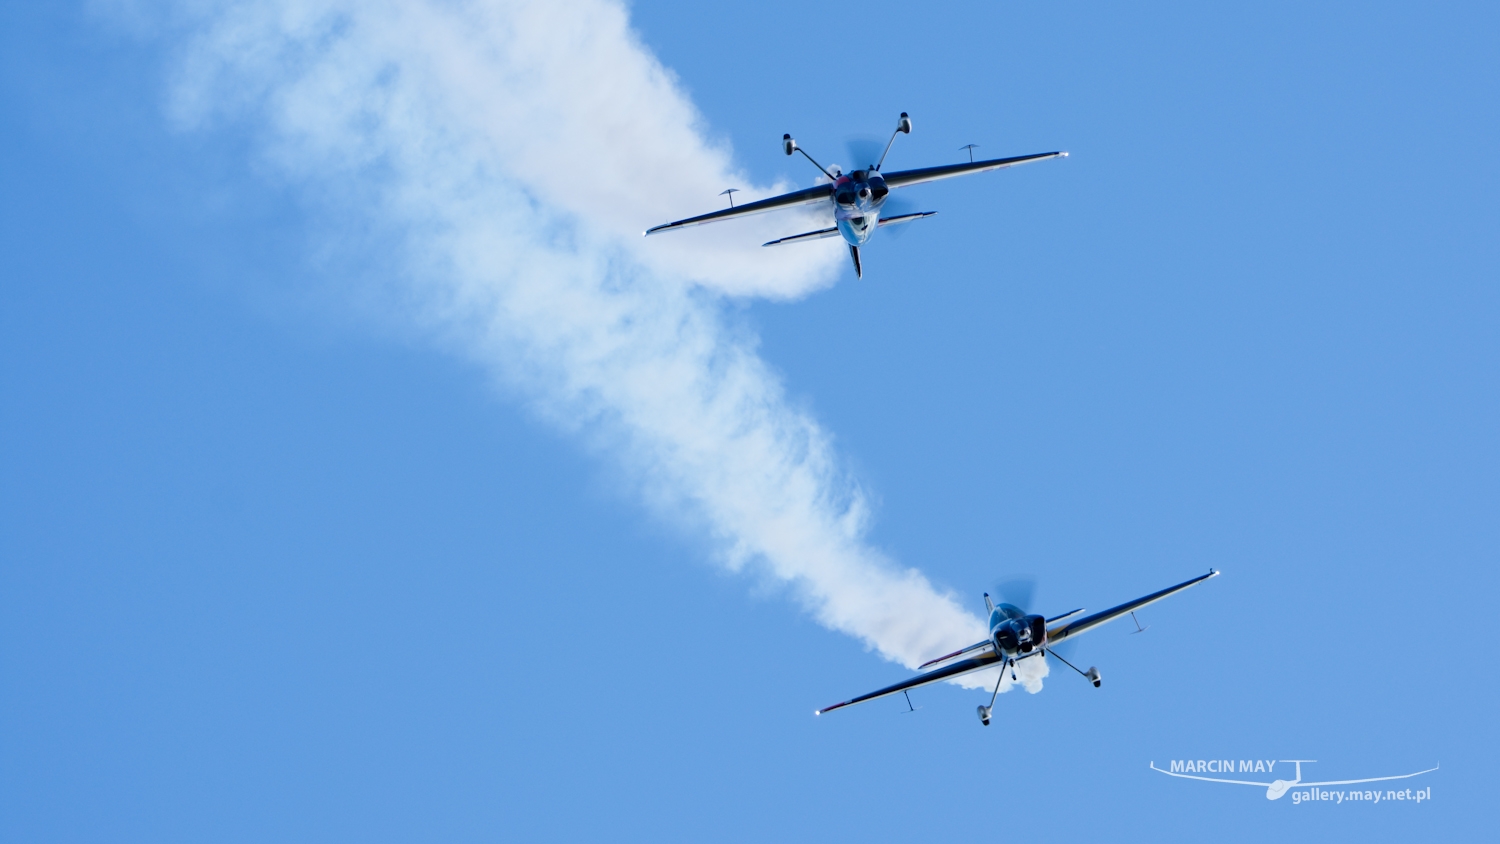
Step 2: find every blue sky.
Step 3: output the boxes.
[3,1,1496,841]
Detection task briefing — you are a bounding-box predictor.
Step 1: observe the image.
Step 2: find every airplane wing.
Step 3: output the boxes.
[1047,570,1219,645]
[917,638,995,671]
[815,648,1002,716]
[881,151,1067,189]
[644,184,832,236]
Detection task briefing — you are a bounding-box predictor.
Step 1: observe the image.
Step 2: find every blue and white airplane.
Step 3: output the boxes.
[644,113,1067,278]
[816,570,1220,725]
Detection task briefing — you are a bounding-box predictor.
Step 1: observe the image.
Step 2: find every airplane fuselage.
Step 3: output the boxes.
[831,169,890,246]
[989,603,1048,660]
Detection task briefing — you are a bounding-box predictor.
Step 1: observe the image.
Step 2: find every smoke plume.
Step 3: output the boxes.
[150,0,1046,694]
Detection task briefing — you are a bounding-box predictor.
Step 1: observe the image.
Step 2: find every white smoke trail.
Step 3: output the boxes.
[146,0,1046,693]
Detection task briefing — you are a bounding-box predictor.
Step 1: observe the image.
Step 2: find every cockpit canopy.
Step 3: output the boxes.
[993,604,1027,624]
[833,175,857,206]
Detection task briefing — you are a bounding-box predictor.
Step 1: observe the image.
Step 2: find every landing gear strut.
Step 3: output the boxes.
[1044,647,1102,688]
[977,658,1012,726]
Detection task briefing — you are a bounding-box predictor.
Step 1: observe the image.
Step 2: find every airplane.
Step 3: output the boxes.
[1148,759,1440,801]
[643,112,1067,278]
[815,569,1220,726]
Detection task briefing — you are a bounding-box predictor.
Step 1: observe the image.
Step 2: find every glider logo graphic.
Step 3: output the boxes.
[1150,759,1438,802]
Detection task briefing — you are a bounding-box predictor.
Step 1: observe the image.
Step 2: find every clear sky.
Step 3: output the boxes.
[2,1,1496,841]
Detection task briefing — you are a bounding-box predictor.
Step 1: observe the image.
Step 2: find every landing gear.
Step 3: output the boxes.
[1044,647,1102,688]
[977,658,1012,726]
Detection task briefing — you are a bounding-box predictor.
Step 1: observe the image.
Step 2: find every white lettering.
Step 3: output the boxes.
[1171,760,1185,773]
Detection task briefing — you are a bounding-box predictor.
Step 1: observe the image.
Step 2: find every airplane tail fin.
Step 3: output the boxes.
[849,245,862,278]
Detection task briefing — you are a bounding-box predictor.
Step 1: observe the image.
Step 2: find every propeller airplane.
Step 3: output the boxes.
[644,113,1067,278]
[815,570,1220,726]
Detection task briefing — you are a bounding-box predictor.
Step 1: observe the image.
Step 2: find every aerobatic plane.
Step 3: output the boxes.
[816,570,1220,726]
[643,113,1066,278]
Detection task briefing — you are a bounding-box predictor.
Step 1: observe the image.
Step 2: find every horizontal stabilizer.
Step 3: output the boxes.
[762,227,839,247]
[877,211,937,227]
